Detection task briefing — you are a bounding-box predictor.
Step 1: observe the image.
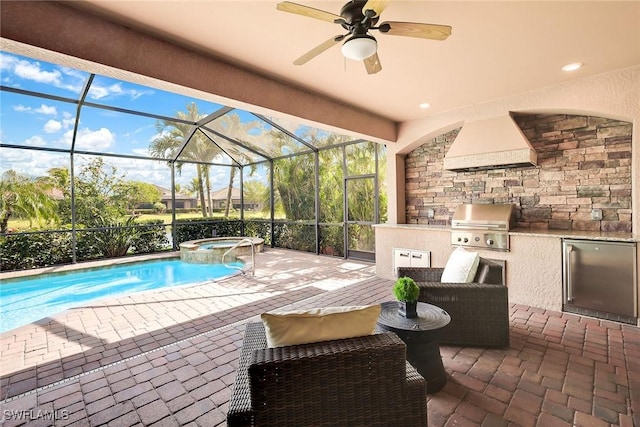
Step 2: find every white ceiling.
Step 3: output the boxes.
[69,1,640,123]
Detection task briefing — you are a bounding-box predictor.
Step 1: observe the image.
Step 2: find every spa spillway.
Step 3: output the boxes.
[179,237,264,264]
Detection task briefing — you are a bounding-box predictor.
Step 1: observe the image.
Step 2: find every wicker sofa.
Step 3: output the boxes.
[397,258,509,348]
[227,322,428,427]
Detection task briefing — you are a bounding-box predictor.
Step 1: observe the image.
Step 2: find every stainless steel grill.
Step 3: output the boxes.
[450,204,514,251]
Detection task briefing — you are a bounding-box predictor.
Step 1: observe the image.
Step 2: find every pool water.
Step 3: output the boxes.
[0,258,243,333]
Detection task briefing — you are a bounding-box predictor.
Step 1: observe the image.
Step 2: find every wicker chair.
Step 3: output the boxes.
[227,322,428,427]
[397,258,509,348]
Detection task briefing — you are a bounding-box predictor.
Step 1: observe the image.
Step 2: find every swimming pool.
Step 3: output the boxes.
[0,258,243,333]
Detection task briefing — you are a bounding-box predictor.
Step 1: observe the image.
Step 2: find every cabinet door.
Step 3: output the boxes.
[410,251,431,268]
[394,249,412,272]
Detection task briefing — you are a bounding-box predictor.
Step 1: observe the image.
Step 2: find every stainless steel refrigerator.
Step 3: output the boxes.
[562,239,637,324]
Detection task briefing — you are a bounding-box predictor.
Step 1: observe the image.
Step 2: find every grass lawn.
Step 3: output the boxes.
[6,211,274,232]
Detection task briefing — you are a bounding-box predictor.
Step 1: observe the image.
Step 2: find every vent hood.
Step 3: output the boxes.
[443,115,537,171]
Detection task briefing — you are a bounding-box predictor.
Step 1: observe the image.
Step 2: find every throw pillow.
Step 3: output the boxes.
[441,247,480,283]
[261,304,381,348]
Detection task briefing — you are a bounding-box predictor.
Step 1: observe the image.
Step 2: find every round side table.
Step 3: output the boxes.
[376,301,451,394]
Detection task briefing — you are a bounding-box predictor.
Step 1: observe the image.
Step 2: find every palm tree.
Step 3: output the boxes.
[203,112,260,216]
[186,177,200,197]
[43,167,71,198]
[150,103,218,217]
[0,170,59,233]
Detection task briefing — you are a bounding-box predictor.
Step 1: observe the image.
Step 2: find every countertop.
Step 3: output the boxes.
[509,228,636,242]
[374,223,638,242]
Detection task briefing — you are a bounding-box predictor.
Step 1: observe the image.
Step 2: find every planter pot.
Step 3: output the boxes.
[398,300,418,318]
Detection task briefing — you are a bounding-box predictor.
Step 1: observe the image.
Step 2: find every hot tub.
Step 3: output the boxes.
[179,237,264,264]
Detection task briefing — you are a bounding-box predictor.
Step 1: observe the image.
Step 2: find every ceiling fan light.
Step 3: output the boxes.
[341,35,377,61]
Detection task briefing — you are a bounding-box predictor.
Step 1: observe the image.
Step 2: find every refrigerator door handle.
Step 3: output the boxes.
[565,244,573,303]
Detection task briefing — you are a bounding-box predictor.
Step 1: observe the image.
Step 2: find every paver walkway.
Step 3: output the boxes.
[1,249,638,426]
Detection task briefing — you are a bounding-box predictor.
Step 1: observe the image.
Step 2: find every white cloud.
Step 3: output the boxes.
[88,81,154,102]
[61,112,75,130]
[0,52,16,71]
[131,148,150,156]
[130,89,154,100]
[44,120,62,133]
[0,148,68,178]
[35,104,57,115]
[62,118,75,130]
[1,53,85,93]
[23,135,48,147]
[14,60,62,85]
[88,85,110,100]
[73,127,115,150]
[88,82,126,100]
[13,104,30,112]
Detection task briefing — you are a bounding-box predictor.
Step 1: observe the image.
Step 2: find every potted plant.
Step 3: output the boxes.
[393,276,420,318]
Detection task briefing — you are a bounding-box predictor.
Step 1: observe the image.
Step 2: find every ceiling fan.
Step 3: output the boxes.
[276,0,452,74]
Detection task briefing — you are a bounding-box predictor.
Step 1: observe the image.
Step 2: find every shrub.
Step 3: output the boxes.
[130,219,170,253]
[0,231,73,271]
[173,218,243,243]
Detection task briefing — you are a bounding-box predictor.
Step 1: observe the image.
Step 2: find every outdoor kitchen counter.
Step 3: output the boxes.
[375,224,639,314]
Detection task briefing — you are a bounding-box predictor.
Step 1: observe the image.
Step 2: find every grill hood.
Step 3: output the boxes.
[444,115,537,171]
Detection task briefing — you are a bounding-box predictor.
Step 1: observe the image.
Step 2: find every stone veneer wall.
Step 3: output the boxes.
[405,114,633,232]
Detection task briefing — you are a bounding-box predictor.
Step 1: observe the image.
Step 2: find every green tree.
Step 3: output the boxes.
[44,167,71,198]
[274,154,315,220]
[243,180,268,211]
[261,128,317,221]
[318,148,344,223]
[73,157,129,226]
[123,181,162,212]
[71,157,156,257]
[0,170,59,233]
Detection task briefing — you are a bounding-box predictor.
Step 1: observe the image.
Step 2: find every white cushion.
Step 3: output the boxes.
[260,304,381,348]
[441,247,480,283]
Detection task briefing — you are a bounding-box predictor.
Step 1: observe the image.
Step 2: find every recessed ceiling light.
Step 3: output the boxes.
[419,102,431,109]
[562,62,583,72]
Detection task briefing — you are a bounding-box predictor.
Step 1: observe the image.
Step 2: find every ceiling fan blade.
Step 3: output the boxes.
[380,21,452,40]
[294,35,345,65]
[363,53,382,75]
[362,0,389,17]
[276,1,342,23]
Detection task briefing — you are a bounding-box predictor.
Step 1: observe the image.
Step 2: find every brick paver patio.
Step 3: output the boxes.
[1,249,638,426]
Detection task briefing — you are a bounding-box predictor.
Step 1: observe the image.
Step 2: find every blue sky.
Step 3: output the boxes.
[0,51,265,190]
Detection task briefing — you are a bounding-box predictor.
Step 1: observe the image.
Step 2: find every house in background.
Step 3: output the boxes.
[154,185,197,211]
[209,187,261,211]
